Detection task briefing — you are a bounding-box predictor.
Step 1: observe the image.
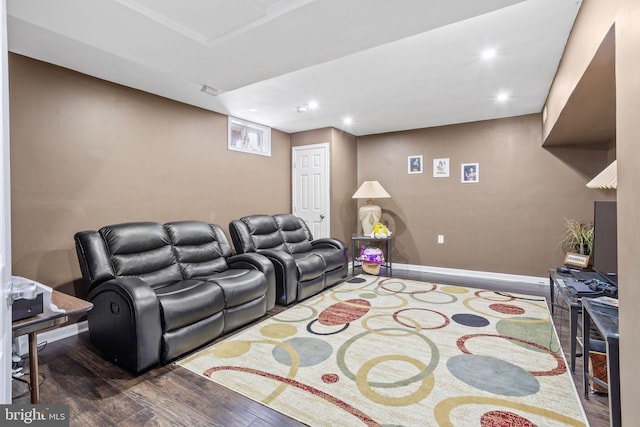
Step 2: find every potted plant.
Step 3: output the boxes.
[560,219,594,256]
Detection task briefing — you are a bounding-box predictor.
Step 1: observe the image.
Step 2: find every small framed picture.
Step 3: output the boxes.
[433,158,450,178]
[408,155,423,174]
[461,163,479,183]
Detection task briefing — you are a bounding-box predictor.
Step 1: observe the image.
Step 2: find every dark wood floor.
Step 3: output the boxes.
[12,271,610,426]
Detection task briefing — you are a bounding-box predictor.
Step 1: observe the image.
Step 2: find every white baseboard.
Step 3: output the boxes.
[392,262,548,286]
[13,320,89,357]
[349,261,548,286]
[37,319,89,346]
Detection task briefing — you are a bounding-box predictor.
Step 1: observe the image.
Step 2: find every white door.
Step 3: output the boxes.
[1,0,12,403]
[292,143,330,239]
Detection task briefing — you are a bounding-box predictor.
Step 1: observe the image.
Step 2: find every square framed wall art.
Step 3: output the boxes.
[433,158,450,178]
[461,163,479,183]
[408,155,423,174]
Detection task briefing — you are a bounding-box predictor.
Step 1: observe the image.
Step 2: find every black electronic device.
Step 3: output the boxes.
[585,279,618,298]
[571,270,606,282]
[592,201,617,282]
[12,292,44,321]
[564,278,598,295]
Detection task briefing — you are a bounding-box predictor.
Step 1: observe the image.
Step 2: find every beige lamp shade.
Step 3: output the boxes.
[352,181,391,235]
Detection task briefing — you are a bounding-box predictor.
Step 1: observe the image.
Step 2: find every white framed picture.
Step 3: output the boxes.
[408,155,423,174]
[461,163,479,183]
[228,116,271,156]
[433,158,450,178]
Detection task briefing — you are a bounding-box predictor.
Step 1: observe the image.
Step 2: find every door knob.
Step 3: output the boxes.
[320,214,325,219]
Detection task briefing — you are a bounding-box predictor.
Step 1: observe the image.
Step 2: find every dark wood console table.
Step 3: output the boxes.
[12,290,93,403]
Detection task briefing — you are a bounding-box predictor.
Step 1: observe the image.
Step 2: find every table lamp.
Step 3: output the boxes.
[352,180,391,236]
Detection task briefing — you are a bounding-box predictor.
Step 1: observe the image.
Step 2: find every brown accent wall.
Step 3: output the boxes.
[329,128,358,244]
[290,128,357,246]
[9,53,291,296]
[357,114,612,277]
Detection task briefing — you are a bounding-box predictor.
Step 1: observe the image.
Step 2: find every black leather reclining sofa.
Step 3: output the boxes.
[229,214,348,305]
[74,220,275,374]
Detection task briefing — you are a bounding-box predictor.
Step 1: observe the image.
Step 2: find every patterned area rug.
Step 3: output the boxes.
[177,275,588,426]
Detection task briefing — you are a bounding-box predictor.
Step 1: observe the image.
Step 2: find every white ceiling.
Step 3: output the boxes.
[7,0,582,136]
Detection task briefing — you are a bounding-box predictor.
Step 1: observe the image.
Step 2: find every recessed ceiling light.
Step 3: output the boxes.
[297,106,308,113]
[496,91,510,102]
[249,108,259,112]
[343,116,353,125]
[481,48,497,61]
[308,100,319,109]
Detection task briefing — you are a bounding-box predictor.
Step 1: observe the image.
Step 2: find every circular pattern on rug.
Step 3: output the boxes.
[489,303,525,315]
[456,334,566,376]
[447,354,540,396]
[318,299,371,326]
[434,396,585,427]
[440,285,469,294]
[393,308,450,330]
[474,290,515,301]
[410,290,458,305]
[361,314,421,336]
[380,280,437,294]
[321,373,340,384]
[347,277,367,283]
[211,340,251,358]
[273,304,318,323]
[462,297,549,322]
[356,355,435,406]
[480,410,537,427]
[496,317,556,353]
[272,337,333,367]
[359,292,377,299]
[336,327,439,388]
[306,319,350,336]
[452,313,490,327]
[260,323,297,339]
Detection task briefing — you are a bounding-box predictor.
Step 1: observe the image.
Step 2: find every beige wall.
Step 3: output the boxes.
[9,54,291,296]
[357,114,612,277]
[543,0,619,141]
[615,0,640,420]
[290,128,358,246]
[329,128,358,244]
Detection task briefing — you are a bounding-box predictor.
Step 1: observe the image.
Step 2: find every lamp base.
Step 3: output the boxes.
[359,204,381,236]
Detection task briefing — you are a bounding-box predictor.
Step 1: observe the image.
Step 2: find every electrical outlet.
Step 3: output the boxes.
[437,235,444,244]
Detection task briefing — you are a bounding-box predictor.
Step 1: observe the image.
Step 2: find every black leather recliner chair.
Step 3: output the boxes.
[74,220,275,374]
[229,214,348,305]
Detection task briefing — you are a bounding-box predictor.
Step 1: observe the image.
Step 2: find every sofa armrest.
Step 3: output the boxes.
[256,249,299,305]
[227,253,277,310]
[87,277,162,374]
[311,237,347,253]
